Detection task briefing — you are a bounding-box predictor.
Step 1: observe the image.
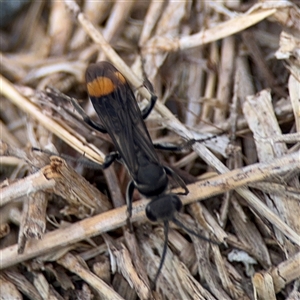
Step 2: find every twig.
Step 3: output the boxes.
[253,251,300,296]
[57,253,124,300]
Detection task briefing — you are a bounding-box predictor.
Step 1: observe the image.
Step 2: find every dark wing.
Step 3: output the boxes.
[123,84,160,165]
[86,62,160,174]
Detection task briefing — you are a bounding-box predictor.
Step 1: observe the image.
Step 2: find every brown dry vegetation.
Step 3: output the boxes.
[1,1,300,300]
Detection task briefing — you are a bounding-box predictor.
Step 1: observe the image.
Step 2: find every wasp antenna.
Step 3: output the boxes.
[172,217,219,245]
[152,221,169,289]
[31,147,104,170]
[32,147,58,156]
[190,135,219,145]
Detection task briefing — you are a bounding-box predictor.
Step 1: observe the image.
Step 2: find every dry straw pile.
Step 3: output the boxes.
[1,1,300,299]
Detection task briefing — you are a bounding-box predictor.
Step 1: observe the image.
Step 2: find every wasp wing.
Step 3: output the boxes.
[86,62,160,175]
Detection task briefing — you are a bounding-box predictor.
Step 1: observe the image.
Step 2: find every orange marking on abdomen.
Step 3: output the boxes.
[114,71,126,84]
[87,76,116,97]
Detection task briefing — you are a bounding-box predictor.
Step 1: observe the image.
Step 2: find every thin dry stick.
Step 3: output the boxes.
[103,234,150,300]
[253,251,300,296]
[252,272,276,300]
[177,9,277,50]
[4,270,43,300]
[0,171,55,207]
[249,182,300,201]
[1,156,111,213]
[0,151,299,269]
[63,0,152,101]
[0,75,105,165]
[255,133,300,146]
[289,74,300,132]
[271,250,300,293]
[140,7,276,52]
[57,253,124,300]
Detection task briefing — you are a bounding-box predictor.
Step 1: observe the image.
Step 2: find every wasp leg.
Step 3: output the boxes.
[125,180,135,231]
[164,166,189,195]
[141,94,157,119]
[102,151,120,169]
[153,136,218,151]
[32,148,120,170]
[69,97,107,133]
[153,143,188,151]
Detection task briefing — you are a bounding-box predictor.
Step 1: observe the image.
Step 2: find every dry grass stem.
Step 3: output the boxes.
[57,252,124,300]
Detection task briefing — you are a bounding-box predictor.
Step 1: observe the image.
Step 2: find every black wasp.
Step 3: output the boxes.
[69,61,216,286]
